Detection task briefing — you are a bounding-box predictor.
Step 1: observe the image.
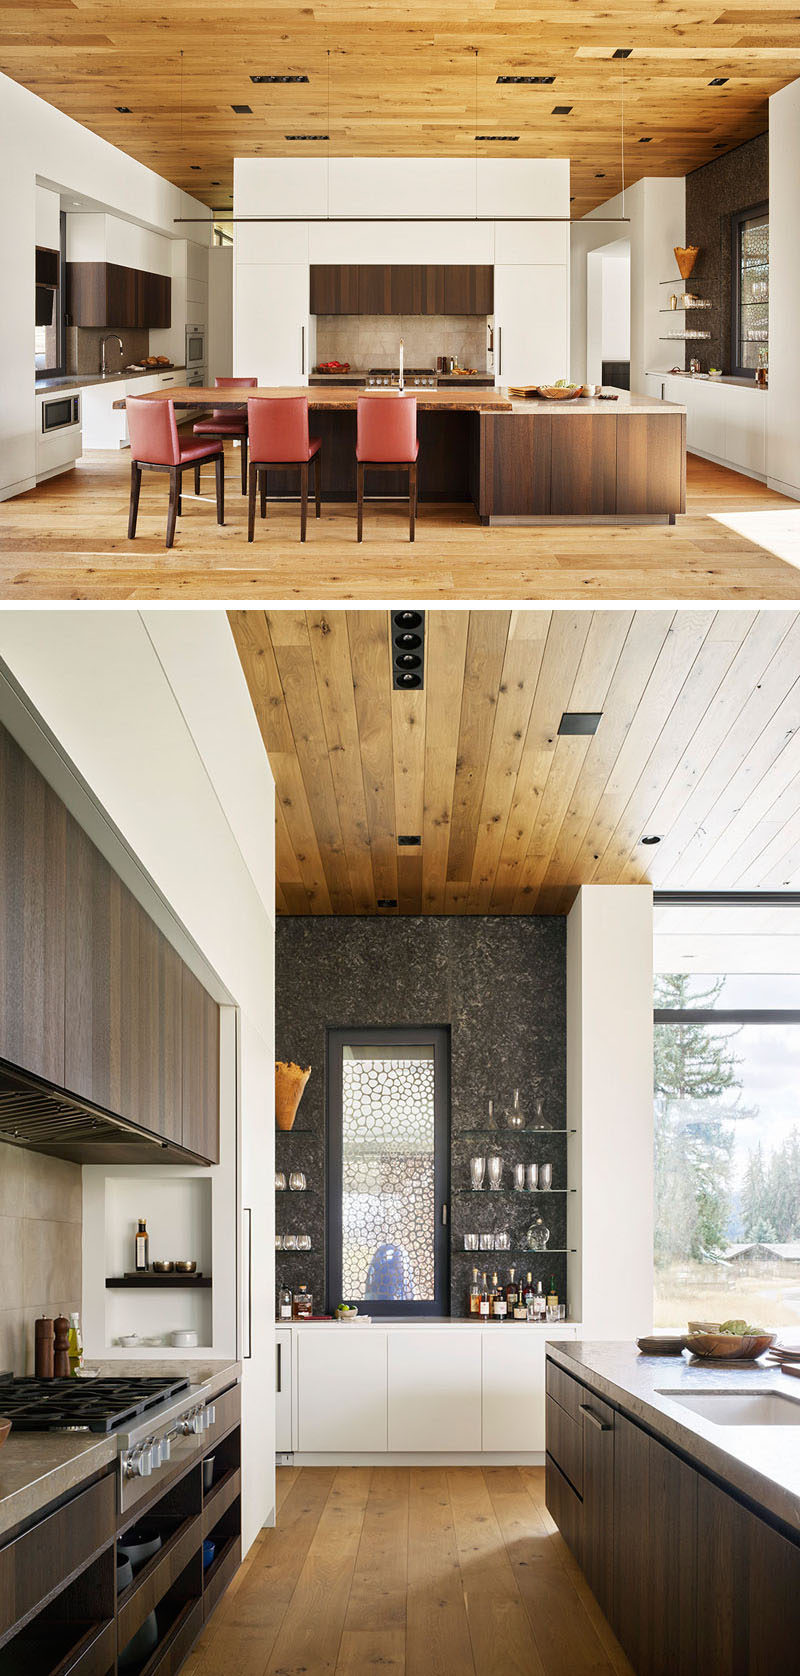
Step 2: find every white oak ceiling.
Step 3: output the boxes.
[231,607,800,916]
[2,5,797,215]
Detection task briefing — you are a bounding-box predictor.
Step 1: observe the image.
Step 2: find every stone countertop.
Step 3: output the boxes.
[277,1318,580,1330]
[0,1359,239,1541]
[505,390,686,417]
[547,1340,800,1535]
[113,383,513,413]
[36,366,185,394]
[648,369,765,393]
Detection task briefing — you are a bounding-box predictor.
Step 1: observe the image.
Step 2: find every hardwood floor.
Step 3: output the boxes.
[1,450,799,600]
[182,1465,634,1676]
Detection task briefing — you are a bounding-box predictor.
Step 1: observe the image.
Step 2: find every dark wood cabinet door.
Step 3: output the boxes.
[481,413,551,515]
[0,724,66,1086]
[646,1433,697,1676]
[443,265,494,314]
[182,966,220,1163]
[550,414,616,514]
[139,270,172,328]
[545,1452,583,1566]
[580,1392,615,1619]
[696,1476,800,1676]
[616,412,685,514]
[357,265,393,314]
[310,265,360,314]
[613,1412,651,1673]
[105,262,139,328]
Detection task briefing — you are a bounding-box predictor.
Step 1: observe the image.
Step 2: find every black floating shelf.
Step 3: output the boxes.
[106,1274,212,1289]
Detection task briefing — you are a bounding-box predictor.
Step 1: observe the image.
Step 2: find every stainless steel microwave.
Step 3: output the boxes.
[185,325,206,364]
[41,392,80,433]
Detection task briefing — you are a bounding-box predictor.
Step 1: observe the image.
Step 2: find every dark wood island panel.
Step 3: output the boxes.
[478,406,684,522]
[616,411,687,515]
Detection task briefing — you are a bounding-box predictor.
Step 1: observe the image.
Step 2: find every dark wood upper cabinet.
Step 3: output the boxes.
[0,725,66,1087]
[182,966,220,1164]
[67,261,171,329]
[309,263,494,316]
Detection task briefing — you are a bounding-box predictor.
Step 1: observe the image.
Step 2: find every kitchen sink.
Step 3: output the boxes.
[657,1390,800,1426]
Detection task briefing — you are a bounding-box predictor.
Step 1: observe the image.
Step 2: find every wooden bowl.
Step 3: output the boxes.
[536,385,584,401]
[0,1418,11,1451]
[687,1331,775,1360]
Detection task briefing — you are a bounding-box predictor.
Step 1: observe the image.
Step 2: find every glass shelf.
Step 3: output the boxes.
[453,1187,571,1195]
[456,1127,571,1136]
[453,1246,574,1256]
[659,333,711,341]
[658,305,712,314]
[276,1188,320,1195]
[276,1127,315,1135]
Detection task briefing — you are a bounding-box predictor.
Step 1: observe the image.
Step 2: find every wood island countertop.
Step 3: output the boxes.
[113,383,513,412]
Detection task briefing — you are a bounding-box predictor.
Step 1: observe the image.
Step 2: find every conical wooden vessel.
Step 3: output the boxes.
[276,1061,311,1131]
[674,245,699,280]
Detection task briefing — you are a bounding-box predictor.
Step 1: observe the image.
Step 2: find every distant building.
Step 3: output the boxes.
[724,1241,800,1263]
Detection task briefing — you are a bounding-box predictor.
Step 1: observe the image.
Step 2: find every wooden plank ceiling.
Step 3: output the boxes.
[2,5,798,216]
[230,607,800,916]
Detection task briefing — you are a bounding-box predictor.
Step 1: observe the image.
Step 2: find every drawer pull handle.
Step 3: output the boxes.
[579,1403,612,1432]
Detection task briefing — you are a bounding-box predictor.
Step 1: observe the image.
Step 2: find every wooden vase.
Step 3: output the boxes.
[276,1061,311,1131]
[674,245,699,280]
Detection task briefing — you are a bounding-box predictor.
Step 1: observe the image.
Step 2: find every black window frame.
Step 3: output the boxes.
[730,199,768,380]
[326,1024,451,1318]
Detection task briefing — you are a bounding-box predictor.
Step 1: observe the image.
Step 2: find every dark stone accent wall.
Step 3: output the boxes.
[275,915,567,1317]
[685,131,768,373]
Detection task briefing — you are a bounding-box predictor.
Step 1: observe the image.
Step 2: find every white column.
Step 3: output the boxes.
[767,76,800,498]
[567,886,654,1337]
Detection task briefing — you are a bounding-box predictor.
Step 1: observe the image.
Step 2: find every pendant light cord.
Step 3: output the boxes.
[327,48,331,219]
[620,57,626,212]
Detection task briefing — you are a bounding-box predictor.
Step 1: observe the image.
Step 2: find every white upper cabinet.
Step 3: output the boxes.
[308,221,494,265]
[494,222,568,266]
[297,1329,387,1452]
[330,158,477,220]
[477,158,570,220]
[235,222,310,265]
[235,264,310,383]
[387,1329,482,1451]
[235,157,329,218]
[494,264,569,386]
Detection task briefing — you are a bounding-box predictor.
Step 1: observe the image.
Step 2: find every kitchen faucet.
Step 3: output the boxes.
[100,333,124,376]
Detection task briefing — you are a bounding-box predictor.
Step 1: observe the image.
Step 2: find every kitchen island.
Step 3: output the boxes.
[116,384,686,525]
[545,1340,800,1674]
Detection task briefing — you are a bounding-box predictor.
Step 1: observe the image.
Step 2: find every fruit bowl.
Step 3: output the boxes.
[686,1331,775,1360]
[537,384,584,401]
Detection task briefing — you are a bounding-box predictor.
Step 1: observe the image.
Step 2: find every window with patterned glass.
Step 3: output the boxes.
[327,1028,450,1316]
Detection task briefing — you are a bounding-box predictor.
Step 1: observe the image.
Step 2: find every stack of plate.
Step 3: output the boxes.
[765,1343,800,1378]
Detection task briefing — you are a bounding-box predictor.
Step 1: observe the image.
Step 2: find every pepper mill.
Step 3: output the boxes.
[35,1316,55,1379]
[53,1315,70,1378]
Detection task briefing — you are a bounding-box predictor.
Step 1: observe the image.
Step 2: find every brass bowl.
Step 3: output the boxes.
[687,1331,775,1360]
[174,1260,197,1274]
[0,1418,11,1451]
[152,1260,174,1274]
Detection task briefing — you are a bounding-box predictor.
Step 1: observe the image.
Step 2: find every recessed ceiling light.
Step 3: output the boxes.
[211,181,221,185]
[558,712,603,735]
[285,134,329,141]
[595,172,606,179]
[115,106,131,113]
[709,77,729,86]
[251,74,309,83]
[398,835,422,847]
[190,165,201,170]
[612,48,632,59]
[641,834,663,845]
[377,898,397,909]
[639,136,653,143]
[713,141,727,149]
[476,134,520,142]
[231,104,252,114]
[496,75,555,84]
[552,106,572,115]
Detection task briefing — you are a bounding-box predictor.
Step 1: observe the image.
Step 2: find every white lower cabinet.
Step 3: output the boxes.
[482,1327,577,1451]
[276,1328,293,1452]
[297,1328,387,1452]
[387,1330,482,1451]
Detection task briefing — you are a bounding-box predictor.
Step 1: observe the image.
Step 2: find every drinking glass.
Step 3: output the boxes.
[487,1155,503,1191]
[275,1233,284,1250]
[494,1230,510,1251]
[283,1233,297,1251]
[539,1163,553,1192]
[289,1171,306,1192]
[297,1234,311,1250]
[463,1233,479,1251]
[513,1162,526,1192]
[275,1172,287,1192]
[479,1233,494,1251]
[505,1088,526,1131]
[526,1163,539,1192]
[470,1156,486,1191]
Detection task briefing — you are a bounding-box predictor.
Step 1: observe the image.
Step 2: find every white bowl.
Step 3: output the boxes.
[169,1329,198,1348]
[118,1334,140,1348]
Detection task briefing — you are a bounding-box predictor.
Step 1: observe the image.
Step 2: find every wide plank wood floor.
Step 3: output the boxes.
[182,1465,634,1676]
[0,450,799,600]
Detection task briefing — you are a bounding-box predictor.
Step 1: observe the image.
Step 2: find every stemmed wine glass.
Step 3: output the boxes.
[487,1155,503,1191]
[470,1156,486,1191]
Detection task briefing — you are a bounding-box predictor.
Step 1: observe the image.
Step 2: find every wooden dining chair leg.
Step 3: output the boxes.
[127,461,141,539]
[215,453,224,526]
[357,461,365,542]
[261,471,267,519]
[314,451,321,518]
[248,462,258,543]
[300,462,309,542]
[194,462,201,495]
[409,461,417,543]
[240,434,248,496]
[166,467,180,549]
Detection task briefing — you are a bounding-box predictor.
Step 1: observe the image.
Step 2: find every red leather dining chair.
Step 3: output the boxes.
[127,396,224,549]
[246,395,322,543]
[192,376,257,495]
[356,394,419,542]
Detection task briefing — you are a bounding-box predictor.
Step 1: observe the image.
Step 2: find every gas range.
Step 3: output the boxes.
[367,366,437,388]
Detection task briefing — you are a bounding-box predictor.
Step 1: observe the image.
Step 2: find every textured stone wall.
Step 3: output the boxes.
[685,131,768,372]
[275,915,567,1316]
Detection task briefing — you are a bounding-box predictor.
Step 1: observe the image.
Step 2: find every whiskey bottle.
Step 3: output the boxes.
[278,1285,293,1321]
[492,1270,507,1321]
[547,1276,559,1314]
[469,1267,482,1317]
[523,1271,534,1310]
[534,1280,546,1322]
[479,1272,491,1319]
[506,1266,519,1314]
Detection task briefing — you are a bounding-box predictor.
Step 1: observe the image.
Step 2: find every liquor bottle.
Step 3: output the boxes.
[523,1272,534,1310]
[506,1266,519,1314]
[492,1271,507,1321]
[292,1283,313,1319]
[547,1276,559,1313]
[134,1218,149,1272]
[278,1285,293,1321]
[469,1267,482,1317]
[479,1272,491,1318]
[67,1311,83,1376]
[534,1280,546,1322]
[511,1269,526,1321]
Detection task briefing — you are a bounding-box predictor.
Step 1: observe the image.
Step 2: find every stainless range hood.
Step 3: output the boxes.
[0,1059,194,1165]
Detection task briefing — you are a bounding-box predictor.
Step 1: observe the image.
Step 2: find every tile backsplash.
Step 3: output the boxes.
[315,314,489,372]
[0,1143,82,1374]
[66,326,150,377]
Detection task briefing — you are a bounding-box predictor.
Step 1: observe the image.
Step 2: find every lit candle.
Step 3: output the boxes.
[399,337,404,389]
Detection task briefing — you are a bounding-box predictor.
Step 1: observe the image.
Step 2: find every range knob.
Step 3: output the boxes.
[124,1444,151,1479]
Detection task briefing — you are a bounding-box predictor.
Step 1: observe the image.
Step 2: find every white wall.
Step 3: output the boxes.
[567,886,654,1338]
[768,76,800,498]
[35,184,60,248]
[602,253,631,360]
[0,70,209,499]
[571,179,684,391]
[0,609,276,1543]
[208,245,233,382]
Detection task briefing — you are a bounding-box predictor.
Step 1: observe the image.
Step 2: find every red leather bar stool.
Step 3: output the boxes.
[356,394,419,542]
[192,375,257,495]
[246,395,322,543]
[127,396,224,549]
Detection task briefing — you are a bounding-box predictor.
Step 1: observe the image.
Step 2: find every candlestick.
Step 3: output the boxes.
[399,338,404,391]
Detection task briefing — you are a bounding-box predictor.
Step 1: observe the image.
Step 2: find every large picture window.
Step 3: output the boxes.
[327,1027,450,1316]
[654,972,800,1329]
